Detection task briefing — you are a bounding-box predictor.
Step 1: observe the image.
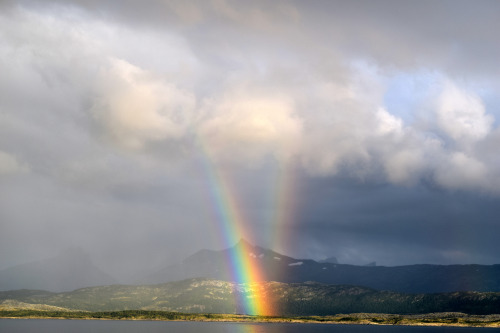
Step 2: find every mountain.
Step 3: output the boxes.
[1,278,499,315]
[0,248,117,292]
[140,239,311,284]
[141,239,500,294]
[318,256,339,264]
[2,240,499,294]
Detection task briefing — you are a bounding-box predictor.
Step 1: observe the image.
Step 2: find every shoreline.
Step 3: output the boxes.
[1,311,499,328]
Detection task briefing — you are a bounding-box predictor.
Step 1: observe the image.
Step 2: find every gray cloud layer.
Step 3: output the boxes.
[1,0,499,278]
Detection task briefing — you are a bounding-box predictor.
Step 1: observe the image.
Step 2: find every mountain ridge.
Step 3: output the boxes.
[140,240,500,294]
[2,240,500,294]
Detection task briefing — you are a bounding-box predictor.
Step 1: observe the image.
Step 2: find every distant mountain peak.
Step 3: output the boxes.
[57,247,91,264]
[62,246,87,256]
[229,239,278,259]
[319,256,339,264]
[234,238,254,248]
[227,239,266,254]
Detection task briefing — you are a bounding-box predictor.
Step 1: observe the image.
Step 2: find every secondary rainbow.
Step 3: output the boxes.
[264,161,299,256]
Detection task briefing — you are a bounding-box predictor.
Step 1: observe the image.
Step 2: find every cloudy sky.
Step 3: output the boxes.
[1,0,500,280]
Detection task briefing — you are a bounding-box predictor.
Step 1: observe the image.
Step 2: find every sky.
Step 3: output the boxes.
[1,0,500,281]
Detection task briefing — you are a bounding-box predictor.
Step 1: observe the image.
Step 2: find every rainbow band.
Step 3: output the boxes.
[197,137,273,316]
[266,161,297,257]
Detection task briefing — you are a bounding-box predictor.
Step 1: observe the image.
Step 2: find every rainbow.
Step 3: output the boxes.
[264,161,299,257]
[197,136,275,316]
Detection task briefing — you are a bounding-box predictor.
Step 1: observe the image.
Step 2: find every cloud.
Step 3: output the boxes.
[383,149,424,185]
[198,88,302,164]
[91,58,196,150]
[375,107,404,137]
[435,152,488,191]
[2,1,498,194]
[436,81,493,145]
[0,151,28,175]
[295,69,379,176]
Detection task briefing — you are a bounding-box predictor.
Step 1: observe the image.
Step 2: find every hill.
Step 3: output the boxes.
[1,278,499,316]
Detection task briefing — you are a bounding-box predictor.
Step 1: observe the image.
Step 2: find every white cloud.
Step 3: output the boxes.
[374,108,431,185]
[198,89,302,164]
[91,58,196,150]
[375,107,403,137]
[297,77,377,176]
[436,81,493,144]
[435,152,488,191]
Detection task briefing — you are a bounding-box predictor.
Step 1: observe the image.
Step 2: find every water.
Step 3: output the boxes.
[0,319,497,333]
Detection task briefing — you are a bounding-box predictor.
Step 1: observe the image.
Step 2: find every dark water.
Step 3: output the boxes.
[0,319,497,333]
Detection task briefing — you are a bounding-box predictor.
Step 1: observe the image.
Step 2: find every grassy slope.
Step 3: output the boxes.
[1,278,499,316]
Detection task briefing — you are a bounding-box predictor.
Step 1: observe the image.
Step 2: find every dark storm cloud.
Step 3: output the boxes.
[292,176,500,265]
[1,0,500,280]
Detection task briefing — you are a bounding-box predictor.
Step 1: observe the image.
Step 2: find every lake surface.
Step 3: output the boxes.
[0,319,497,333]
